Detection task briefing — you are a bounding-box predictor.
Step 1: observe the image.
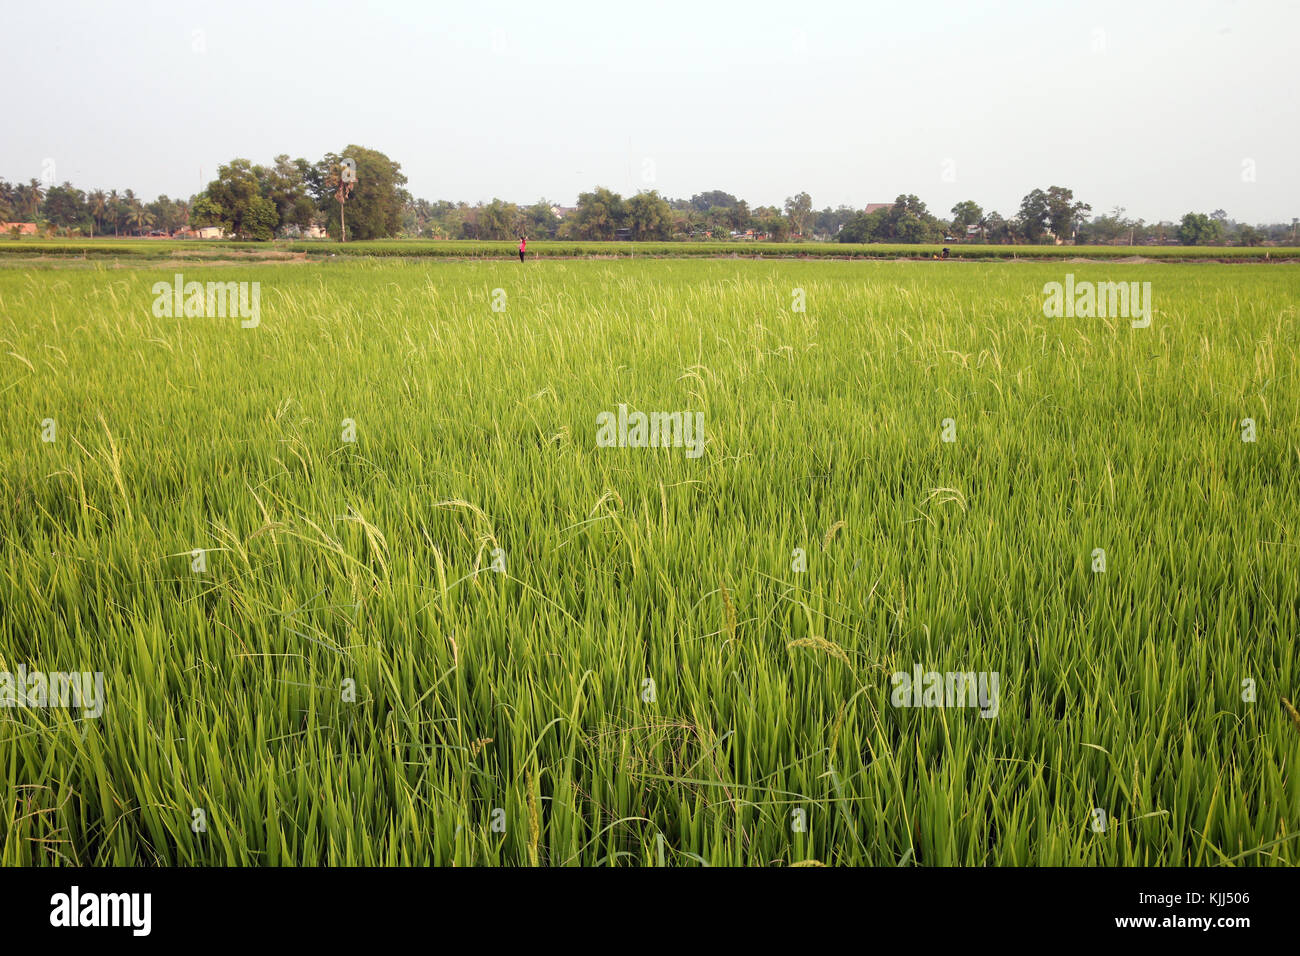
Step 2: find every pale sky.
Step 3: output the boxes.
[7,0,1297,223]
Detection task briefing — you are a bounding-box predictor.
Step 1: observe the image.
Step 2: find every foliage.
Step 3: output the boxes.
[316,146,408,241]
[1,258,1296,865]
[1178,212,1225,246]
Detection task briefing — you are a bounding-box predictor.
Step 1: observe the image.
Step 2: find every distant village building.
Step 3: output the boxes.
[174,226,224,239]
[277,223,328,239]
[3,222,39,236]
[863,203,893,215]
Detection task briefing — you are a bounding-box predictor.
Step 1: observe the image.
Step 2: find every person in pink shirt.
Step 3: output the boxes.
[518,235,527,262]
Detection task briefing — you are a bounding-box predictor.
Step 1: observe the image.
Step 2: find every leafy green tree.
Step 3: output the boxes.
[1017,189,1050,242]
[42,183,88,231]
[704,206,733,237]
[838,206,890,243]
[728,200,753,233]
[950,200,983,236]
[202,159,279,240]
[316,146,409,240]
[244,195,278,240]
[146,195,189,234]
[784,191,813,238]
[1177,212,1223,246]
[190,195,227,233]
[762,214,790,241]
[838,197,942,244]
[888,195,943,243]
[258,155,316,233]
[523,200,559,239]
[1078,206,1133,244]
[984,212,1013,242]
[476,198,521,239]
[572,187,625,240]
[689,190,739,212]
[625,190,672,240]
[813,205,856,238]
[427,200,470,239]
[1044,186,1091,241]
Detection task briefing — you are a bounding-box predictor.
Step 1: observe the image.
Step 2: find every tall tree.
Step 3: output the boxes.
[477,198,521,239]
[1043,186,1091,241]
[322,156,357,241]
[523,200,559,239]
[258,155,317,233]
[1017,189,1050,242]
[625,190,672,240]
[128,201,154,236]
[571,187,625,240]
[317,146,408,240]
[25,179,46,218]
[1177,212,1223,246]
[42,182,88,231]
[784,192,813,238]
[689,190,739,212]
[89,190,107,237]
[950,200,983,236]
[201,159,279,240]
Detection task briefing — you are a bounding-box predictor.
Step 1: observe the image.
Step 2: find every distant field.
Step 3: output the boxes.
[1,257,1297,865]
[1,236,1296,262]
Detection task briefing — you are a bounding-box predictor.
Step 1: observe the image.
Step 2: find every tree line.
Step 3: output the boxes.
[3,147,1296,246]
[0,145,408,241]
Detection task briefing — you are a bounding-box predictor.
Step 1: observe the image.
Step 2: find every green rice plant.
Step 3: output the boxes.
[0,257,1296,865]
[1,237,1295,262]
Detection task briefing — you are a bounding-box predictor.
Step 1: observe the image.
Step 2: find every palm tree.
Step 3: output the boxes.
[107,190,121,236]
[89,190,106,238]
[0,179,15,221]
[129,202,153,236]
[26,178,45,219]
[25,178,47,218]
[324,160,356,241]
[13,183,31,221]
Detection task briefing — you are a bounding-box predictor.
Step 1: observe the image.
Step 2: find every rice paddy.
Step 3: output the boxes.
[1,257,1296,865]
[2,237,1295,262]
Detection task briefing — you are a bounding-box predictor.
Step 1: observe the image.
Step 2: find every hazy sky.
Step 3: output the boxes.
[7,0,1297,223]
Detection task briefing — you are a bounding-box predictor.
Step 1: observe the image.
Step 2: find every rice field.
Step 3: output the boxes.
[0,257,1297,866]
[2,237,1296,262]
